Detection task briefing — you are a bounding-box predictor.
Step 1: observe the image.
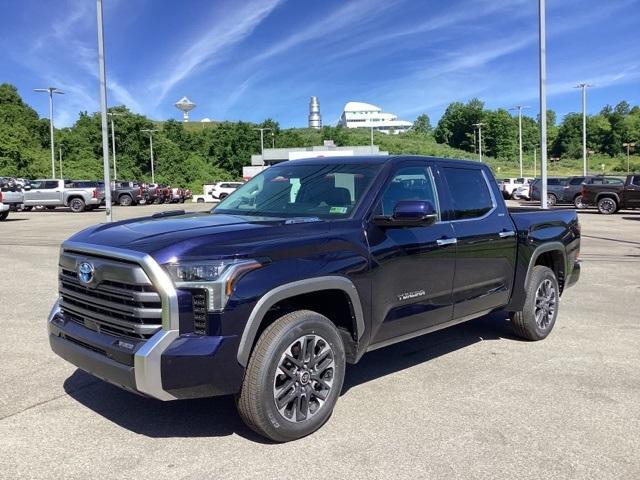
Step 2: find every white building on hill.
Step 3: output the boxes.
[338,101,412,134]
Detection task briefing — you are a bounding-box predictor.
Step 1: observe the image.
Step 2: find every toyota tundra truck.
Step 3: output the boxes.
[48,156,580,441]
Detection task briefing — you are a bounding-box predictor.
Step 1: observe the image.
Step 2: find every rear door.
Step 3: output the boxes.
[440,165,518,319]
[24,180,60,205]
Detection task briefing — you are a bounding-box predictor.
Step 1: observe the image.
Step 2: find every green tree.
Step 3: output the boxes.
[412,114,432,134]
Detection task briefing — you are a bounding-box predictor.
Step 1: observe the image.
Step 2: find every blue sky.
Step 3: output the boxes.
[2,0,639,128]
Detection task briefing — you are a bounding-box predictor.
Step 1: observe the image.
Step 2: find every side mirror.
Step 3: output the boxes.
[373,200,438,227]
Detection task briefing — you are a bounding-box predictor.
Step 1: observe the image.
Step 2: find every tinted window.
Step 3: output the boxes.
[569,177,585,185]
[443,167,494,220]
[632,176,640,186]
[379,166,438,216]
[44,181,59,189]
[605,178,624,185]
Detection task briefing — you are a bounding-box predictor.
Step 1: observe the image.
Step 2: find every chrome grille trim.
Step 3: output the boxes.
[55,241,180,401]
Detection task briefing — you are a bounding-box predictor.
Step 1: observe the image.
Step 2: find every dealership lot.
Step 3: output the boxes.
[1,203,639,479]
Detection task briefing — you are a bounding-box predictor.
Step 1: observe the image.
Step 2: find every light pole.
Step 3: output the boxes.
[108,112,124,180]
[96,0,112,221]
[538,0,548,209]
[141,129,158,184]
[472,123,485,162]
[575,83,593,176]
[623,142,636,174]
[254,127,272,156]
[271,131,275,148]
[510,105,529,177]
[533,148,537,177]
[59,147,63,178]
[34,87,64,178]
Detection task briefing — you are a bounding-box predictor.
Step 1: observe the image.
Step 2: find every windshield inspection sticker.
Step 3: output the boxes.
[329,207,348,214]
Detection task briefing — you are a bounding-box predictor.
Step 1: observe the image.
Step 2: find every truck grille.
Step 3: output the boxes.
[58,251,163,340]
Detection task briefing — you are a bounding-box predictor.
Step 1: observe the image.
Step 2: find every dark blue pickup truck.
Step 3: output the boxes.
[48,156,580,441]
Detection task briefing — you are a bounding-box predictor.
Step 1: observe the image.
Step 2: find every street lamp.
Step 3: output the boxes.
[538,0,548,209]
[271,131,275,148]
[575,83,593,176]
[108,112,124,180]
[623,142,636,174]
[510,105,529,177]
[254,127,272,156]
[96,0,113,222]
[472,123,485,162]
[141,129,158,183]
[34,87,64,178]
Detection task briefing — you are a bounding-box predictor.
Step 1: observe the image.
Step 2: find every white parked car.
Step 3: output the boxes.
[499,177,533,199]
[209,181,244,200]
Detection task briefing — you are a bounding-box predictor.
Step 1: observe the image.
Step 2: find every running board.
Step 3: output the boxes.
[366,309,494,352]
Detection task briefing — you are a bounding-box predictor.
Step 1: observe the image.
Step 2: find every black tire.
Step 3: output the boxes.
[597,197,617,215]
[0,211,8,221]
[118,194,133,206]
[196,198,205,203]
[510,265,559,341]
[573,195,587,209]
[153,198,161,205]
[22,206,32,212]
[547,193,557,207]
[69,198,86,213]
[218,193,228,200]
[236,310,346,442]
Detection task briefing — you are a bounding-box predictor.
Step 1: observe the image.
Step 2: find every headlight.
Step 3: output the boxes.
[164,259,261,311]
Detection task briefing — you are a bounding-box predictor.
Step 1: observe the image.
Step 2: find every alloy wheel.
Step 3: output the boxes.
[534,279,556,329]
[273,334,335,423]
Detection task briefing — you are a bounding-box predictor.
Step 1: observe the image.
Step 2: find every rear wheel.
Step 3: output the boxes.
[218,193,228,200]
[236,310,345,442]
[510,265,559,341]
[118,194,133,206]
[0,211,8,221]
[196,198,205,203]
[597,197,617,215]
[69,198,86,213]
[573,195,587,209]
[547,193,557,207]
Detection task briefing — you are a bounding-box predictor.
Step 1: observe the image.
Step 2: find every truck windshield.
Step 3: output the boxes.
[214,163,381,219]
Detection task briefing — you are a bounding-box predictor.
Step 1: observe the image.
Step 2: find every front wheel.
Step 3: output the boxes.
[573,195,587,209]
[547,193,557,207]
[236,310,345,442]
[597,197,617,215]
[510,265,559,341]
[0,211,8,221]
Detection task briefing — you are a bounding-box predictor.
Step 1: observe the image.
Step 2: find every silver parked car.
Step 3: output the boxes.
[23,179,105,213]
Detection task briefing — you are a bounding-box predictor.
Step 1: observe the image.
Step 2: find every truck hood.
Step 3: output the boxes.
[67,211,334,263]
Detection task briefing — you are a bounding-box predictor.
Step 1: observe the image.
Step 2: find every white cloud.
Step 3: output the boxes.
[151,0,284,102]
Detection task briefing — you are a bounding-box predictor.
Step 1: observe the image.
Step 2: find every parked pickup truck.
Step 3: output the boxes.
[582,174,640,214]
[24,179,105,212]
[0,178,25,220]
[48,156,580,442]
[112,181,147,206]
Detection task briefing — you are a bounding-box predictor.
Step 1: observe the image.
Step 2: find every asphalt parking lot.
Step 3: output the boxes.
[1,202,639,480]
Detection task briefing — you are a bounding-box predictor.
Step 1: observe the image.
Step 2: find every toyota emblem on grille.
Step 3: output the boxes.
[78,262,95,284]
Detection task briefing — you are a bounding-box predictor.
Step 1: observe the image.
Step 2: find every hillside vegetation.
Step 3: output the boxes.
[1,83,638,192]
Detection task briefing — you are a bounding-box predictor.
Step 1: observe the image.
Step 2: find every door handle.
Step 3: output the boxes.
[436,237,457,246]
[499,230,516,238]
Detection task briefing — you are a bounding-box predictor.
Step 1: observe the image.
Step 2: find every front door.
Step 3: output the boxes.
[440,166,518,319]
[626,175,640,207]
[368,163,456,345]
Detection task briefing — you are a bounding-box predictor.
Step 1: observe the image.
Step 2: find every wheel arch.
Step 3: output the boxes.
[65,195,85,206]
[526,243,567,295]
[237,276,365,367]
[595,191,620,203]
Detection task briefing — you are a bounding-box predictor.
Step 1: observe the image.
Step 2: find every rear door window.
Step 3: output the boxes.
[569,177,585,185]
[442,167,494,220]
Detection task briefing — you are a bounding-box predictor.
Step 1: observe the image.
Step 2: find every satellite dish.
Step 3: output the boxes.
[174,96,196,122]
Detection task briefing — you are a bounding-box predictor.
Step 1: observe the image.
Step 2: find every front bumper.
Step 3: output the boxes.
[48,299,244,400]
